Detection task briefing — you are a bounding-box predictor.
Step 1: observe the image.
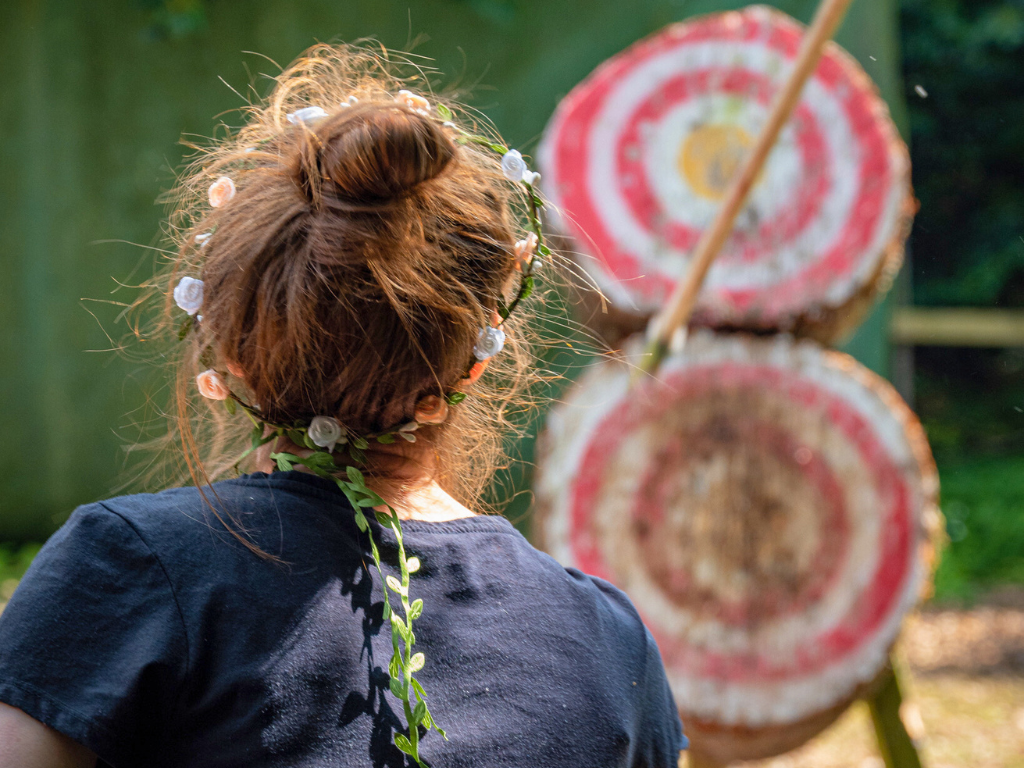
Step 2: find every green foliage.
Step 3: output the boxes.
[902,2,1024,599]
[902,0,1024,307]
[915,347,1024,461]
[931,455,1024,601]
[0,543,41,585]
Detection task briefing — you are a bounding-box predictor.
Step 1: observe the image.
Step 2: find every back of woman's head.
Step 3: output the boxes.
[160,44,538,507]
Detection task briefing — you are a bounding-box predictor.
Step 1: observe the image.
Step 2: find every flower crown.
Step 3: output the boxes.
[172,90,546,765]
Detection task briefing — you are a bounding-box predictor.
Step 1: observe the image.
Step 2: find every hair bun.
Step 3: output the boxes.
[296,105,455,205]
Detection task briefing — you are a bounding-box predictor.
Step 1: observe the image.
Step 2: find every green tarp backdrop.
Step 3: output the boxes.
[0,0,907,540]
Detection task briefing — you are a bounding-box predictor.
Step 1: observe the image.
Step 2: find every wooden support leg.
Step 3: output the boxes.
[866,658,924,768]
[680,750,724,768]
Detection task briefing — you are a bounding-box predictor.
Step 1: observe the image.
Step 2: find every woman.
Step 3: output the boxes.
[0,45,686,768]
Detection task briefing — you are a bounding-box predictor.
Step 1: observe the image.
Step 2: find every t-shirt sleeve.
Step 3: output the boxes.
[636,626,688,766]
[0,502,189,766]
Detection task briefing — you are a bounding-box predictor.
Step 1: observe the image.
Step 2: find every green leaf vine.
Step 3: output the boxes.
[234,407,444,764]
[275,452,445,762]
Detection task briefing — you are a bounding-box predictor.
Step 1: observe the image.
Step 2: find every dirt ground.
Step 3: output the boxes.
[732,588,1024,768]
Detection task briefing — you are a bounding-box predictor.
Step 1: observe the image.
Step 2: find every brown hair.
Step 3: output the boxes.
[156,44,539,517]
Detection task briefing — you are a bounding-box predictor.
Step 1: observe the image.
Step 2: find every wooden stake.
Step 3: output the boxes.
[637,0,857,377]
[867,659,925,768]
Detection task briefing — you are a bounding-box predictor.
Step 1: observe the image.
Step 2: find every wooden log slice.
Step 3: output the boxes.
[538,6,914,344]
[533,332,939,762]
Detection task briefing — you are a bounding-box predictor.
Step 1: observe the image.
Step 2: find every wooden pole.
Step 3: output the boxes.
[866,659,924,768]
[890,307,1024,347]
[637,0,857,377]
[682,751,724,768]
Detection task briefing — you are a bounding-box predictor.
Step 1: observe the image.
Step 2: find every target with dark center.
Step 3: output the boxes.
[538,6,913,337]
[535,332,938,730]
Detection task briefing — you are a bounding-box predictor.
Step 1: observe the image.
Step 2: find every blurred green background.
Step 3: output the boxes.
[1,0,1021,601]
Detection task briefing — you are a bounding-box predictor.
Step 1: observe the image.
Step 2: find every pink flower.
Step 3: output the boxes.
[461,359,490,385]
[208,176,236,208]
[413,395,449,425]
[226,361,245,378]
[196,370,231,400]
[395,89,431,116]
[513,232,538,271]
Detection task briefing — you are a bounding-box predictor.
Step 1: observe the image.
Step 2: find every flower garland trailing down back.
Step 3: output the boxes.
[174,90,547,766]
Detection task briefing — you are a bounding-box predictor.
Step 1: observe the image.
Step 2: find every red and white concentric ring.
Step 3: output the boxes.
[538,7,910,327]
[535,332,935,726]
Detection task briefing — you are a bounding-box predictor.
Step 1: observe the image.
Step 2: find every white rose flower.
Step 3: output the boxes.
[173,276,204,315]
[473,326,506,361]
[308,415,343,452]
[500,150,527,182]
[522,170,541,186]
[287,106,328,125]
[194,232,212,247]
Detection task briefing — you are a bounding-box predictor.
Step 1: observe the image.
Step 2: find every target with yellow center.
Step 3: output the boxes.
[538,6,913,336]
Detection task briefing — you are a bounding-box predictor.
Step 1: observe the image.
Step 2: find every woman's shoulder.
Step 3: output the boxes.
[406,513,653,660]
[31,472,367,621]
[84,471,347,536]
[492,526,647,626]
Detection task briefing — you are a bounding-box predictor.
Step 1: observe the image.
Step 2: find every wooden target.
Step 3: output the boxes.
[538,7,914,342]
[534,332,939,762]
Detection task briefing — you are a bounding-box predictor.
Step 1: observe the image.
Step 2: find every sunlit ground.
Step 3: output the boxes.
[736,592,1024,768]
[734,677,1024,768]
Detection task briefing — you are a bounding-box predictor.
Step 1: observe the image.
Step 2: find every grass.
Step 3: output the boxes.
[911,348,1024,602]
[931,455,1024,602]
[0,542,40,582]
[0,543,42,608]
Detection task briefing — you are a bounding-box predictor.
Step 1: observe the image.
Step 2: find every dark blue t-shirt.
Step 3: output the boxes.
[0,471,685,767]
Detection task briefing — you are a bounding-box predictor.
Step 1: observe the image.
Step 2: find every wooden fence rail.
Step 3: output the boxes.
[890,308,1024,347]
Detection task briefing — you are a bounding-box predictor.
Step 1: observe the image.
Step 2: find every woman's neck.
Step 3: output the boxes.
[253,437,476,522]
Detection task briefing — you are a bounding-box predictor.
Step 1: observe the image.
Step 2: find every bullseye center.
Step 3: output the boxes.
[677,123,753,201]
[630,416,846,627]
